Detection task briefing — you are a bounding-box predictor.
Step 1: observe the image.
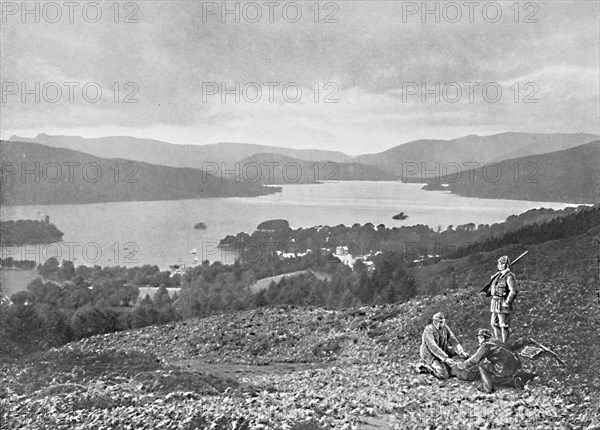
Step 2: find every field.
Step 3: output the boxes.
[0,269,38,297]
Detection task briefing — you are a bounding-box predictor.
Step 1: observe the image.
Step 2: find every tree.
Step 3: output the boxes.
[254,290,267,307]
[58,260,76,281]
[353,259,367,275]
[153,285,172,308]
[71,306,117,339]
[133,295,158,328]
[10,291,35,307]
[6,301,45,352]
[338,290,353,308]
[62,282,92,309]
[116,283,139,307]
[39,257,59,279]
[37,304,74,347]
[27,279,61,305]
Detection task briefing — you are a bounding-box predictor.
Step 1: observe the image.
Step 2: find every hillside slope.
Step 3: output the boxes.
[2,232,597,429]
[0,141,279,206]
[353,132,599,180]
[424,141,600,203]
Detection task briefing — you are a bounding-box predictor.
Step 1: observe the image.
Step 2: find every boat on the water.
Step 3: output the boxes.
[392,212,409,220]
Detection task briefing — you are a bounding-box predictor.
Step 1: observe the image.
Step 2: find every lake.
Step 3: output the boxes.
[0,181,577,270]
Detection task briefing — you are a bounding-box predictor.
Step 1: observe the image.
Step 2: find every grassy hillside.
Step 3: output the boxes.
[2,231,597,428]
[0,141,279,205]
[408,231,598,296]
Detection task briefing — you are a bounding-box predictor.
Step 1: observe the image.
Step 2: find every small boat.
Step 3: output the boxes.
[392,212,409,220]
[190,248,197,254]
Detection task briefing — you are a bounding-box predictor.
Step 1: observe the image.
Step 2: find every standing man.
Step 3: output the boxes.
[419,312,468,380]
[489,255,517,344]
[458,328,524,393]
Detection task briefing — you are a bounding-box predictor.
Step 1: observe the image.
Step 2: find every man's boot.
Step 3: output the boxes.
[501,327,510,345]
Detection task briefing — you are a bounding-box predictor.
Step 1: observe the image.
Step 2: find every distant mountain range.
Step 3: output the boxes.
[353,132,600,180]
[11,132,598,182]
[422,141,600,204]
[4,132,598,204]
[8,134,352,168]
[0,141,279,206]
[237,153,395,183]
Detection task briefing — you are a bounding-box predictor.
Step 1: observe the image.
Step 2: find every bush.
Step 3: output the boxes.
[71,306,119,339]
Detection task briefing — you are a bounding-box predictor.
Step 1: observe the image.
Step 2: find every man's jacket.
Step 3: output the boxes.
[420,323,461,364]
[490,270,517,305]
[462,339,520,377]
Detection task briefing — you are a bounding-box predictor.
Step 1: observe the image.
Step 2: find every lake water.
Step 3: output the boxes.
[0,181,577,269]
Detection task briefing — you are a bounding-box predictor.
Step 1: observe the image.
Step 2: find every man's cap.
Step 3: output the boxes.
[432,312,446,320]
[498,255,510,265]
[477,328,493,338]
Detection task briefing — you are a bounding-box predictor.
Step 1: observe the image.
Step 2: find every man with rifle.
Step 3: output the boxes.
[481,252,527,344]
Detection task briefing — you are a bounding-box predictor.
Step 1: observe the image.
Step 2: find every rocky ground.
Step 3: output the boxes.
[1,277,599,429]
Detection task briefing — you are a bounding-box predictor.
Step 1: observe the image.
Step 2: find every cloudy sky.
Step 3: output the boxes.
[1,1,598,155]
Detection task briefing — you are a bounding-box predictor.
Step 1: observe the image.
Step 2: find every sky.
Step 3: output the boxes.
[1,0,599,155]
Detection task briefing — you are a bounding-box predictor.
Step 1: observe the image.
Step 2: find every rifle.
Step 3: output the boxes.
[480,251,528,296]
[529,338,567,366]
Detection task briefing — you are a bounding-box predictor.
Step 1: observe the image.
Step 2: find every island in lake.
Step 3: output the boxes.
[0,218,64,245]
[194,222,208,230]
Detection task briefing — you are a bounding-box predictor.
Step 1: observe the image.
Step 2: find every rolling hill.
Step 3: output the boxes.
[0,141,279,206]
[2,231,597,428]
[9,134,352,168]
[422,141,600,203]
[353,132,600,180]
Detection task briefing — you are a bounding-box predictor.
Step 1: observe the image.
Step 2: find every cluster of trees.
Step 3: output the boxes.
[1,258,180,355]
[0,258,36,270]
[448,205,599,259]
[177,250,416,317]
[1,247,418,355]
[36,258,182,288]
[0,218,63,245]
[253,255,416,309]
[220,206,590,263]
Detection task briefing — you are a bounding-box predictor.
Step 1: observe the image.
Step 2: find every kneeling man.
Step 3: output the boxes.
[458,328,524,393]
[419,312,468,379]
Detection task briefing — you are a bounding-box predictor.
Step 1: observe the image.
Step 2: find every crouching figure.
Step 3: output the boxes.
[458,328,524,393]
[419,312,468,380]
